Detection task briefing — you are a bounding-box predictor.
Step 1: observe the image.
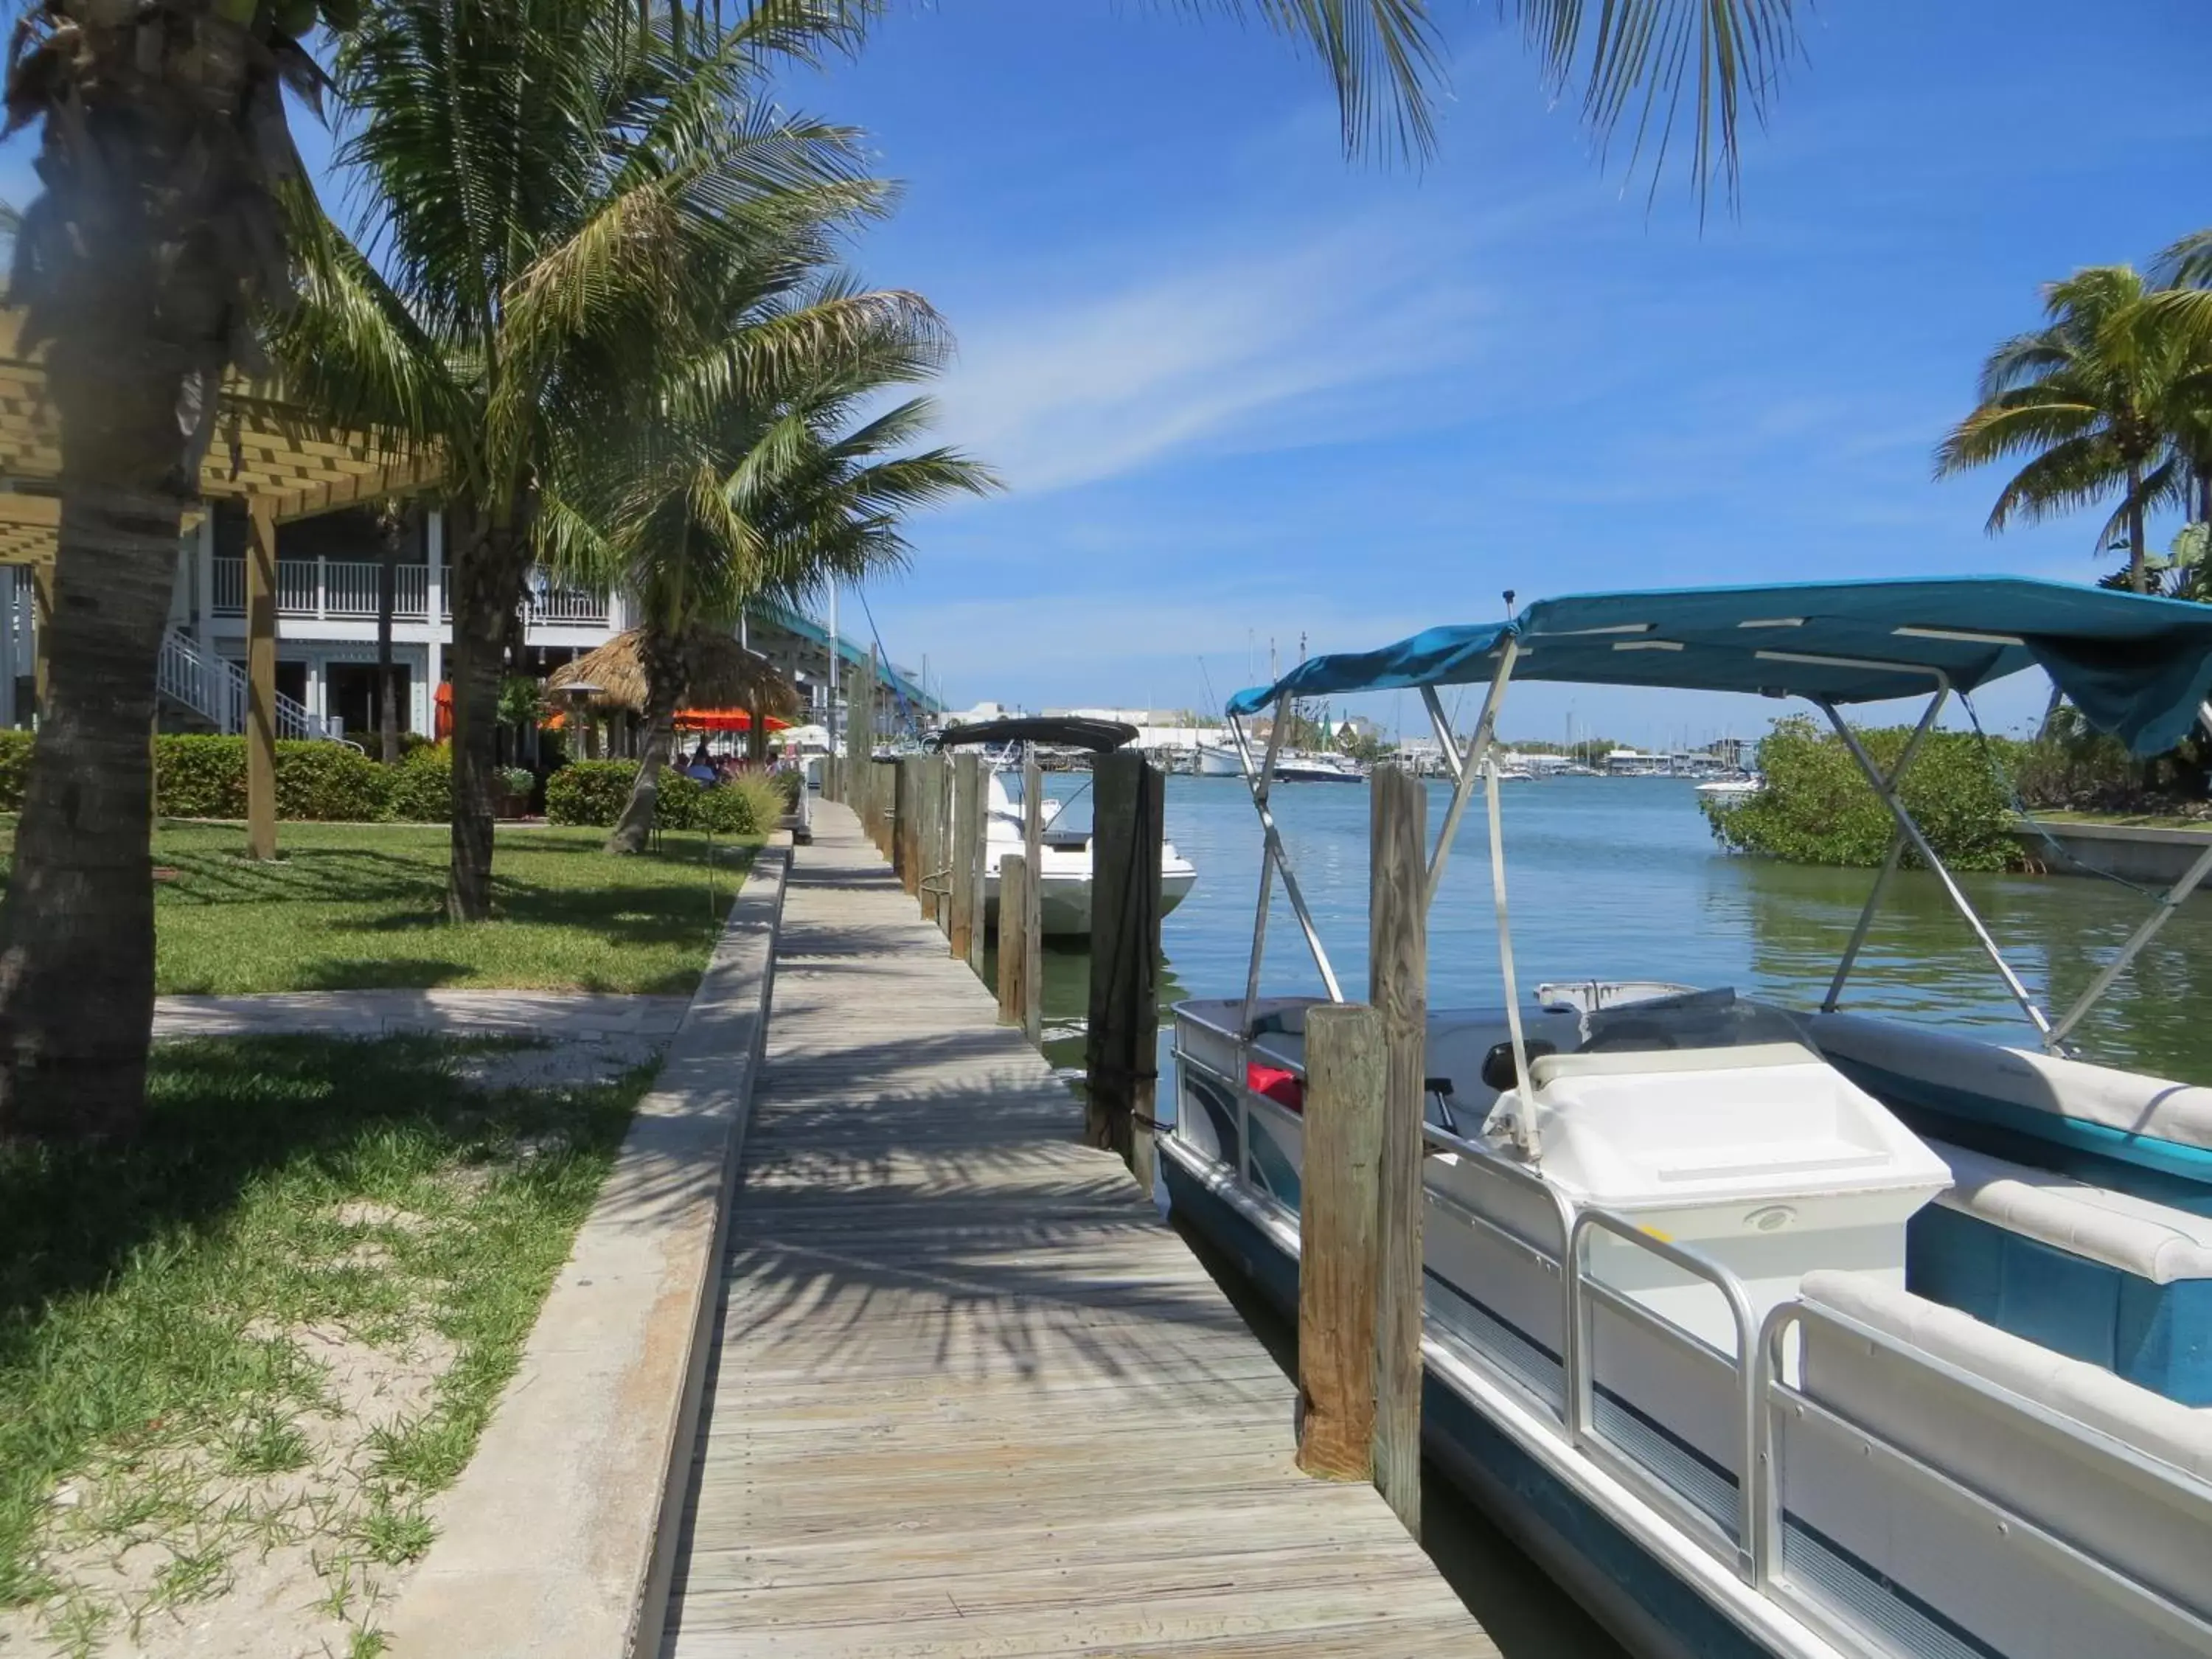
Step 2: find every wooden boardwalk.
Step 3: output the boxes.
[661,801,1492,1657]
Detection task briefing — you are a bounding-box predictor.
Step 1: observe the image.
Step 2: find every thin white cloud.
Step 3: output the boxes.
[931,215,1492,493]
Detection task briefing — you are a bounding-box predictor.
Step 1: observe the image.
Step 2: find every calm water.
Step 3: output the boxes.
[1006,772,2212,1657]
[1030,772,2212,1084]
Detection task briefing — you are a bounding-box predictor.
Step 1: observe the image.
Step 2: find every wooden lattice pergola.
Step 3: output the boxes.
[0,307,443,855]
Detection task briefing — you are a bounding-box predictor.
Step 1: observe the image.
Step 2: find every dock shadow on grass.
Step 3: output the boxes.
[0,1034,649,1658]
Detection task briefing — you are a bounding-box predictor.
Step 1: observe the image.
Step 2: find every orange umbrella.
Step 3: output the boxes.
[674,708,790,732]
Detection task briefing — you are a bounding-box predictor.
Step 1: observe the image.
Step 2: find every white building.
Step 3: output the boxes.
[0,502,938,740]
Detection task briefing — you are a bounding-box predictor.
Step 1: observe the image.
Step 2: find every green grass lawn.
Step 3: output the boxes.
[1,821,756,996]
[0,1034,646,1656]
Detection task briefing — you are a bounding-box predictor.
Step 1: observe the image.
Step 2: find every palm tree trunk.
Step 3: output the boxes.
[2037,682,2065,740]
[608,626,686,854]
[2129,464,2149,594]
[446,504,531,920]
[377,516,401,766]
[0,479,184,1139]
[607,707,675,853]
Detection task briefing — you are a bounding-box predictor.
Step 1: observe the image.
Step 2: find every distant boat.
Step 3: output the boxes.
[1195,744,1366,783]
[1271,750,1366,784]
[1695,775,1761,801]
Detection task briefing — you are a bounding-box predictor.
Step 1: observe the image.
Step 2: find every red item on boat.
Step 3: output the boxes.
[1245,1062,1304,1113]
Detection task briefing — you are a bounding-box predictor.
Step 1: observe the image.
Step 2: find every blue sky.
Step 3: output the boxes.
[8,1,2202,745]
[771,0,2211,743]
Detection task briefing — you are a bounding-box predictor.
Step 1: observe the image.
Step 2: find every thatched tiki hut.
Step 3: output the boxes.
[549,626,799,852]
[550,626,799,754]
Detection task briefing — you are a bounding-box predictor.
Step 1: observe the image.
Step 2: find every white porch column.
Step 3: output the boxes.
[194,515,215,644]
[425,508,445,717]
[167,530,194,629]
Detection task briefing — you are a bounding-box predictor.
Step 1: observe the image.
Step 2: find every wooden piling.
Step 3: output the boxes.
[949,753,979,961]
[964,757,990,978]
[997,852,1034,1034]
[917,757,940,924]
[1297,1001,1385,1481]
[1018,754,1043,1043]
[1086,751,1164,1188]
[931,754,953,934]
[1368,762,1427,1537]
[900,757,924,897]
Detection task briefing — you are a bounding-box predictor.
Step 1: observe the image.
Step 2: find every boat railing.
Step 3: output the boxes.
[1424,1122,1764,1581]
[1568,1208,1761,1581]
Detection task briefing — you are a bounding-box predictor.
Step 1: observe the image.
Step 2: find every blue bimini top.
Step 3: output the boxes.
[1224,577,2212,757]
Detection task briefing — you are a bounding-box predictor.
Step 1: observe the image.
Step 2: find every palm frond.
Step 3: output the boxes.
[2154,227,2212,290]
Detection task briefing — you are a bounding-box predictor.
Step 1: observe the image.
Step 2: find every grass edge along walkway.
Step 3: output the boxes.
[4,820,759,997]
[0,1033,652,1659]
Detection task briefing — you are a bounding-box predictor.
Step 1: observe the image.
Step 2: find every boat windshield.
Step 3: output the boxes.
[1576,988,1812,1057]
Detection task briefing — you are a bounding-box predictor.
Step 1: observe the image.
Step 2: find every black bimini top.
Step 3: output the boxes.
[928,717,1141,754]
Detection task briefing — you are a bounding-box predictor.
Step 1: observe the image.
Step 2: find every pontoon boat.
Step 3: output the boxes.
[1166,577,2212,1659]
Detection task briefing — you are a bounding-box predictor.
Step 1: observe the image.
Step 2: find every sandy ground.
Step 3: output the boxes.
[0,999,678,1658]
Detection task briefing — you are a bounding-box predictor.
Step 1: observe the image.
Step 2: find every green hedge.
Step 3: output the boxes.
[543,760,636,827]
[543,759,781,835]
[383,743,453,822]
[1705,716,2023,871]
[0,733,459,823]
[0,731,29,810]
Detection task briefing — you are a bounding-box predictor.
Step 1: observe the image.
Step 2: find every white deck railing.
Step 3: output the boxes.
[214,557,599,627]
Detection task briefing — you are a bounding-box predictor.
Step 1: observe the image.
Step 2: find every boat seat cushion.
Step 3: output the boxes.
[1930,1139,2212,1284]
[1809,1011,2212,1154]
[1910,1141,2212,1403]
[1803,1270,2212,1481]
[1798,1270,2212,1617]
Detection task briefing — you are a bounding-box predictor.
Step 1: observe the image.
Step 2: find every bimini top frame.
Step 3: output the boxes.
[1220,576,2212,1057]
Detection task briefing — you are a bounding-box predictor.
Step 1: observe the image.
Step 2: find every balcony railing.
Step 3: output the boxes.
[214,556,431,622]
[212,558,603,627]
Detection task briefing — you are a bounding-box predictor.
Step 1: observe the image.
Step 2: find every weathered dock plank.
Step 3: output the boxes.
[662,801,1491,1658]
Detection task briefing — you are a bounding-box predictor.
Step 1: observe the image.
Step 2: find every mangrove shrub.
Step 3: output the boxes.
[1706,716,2023,871]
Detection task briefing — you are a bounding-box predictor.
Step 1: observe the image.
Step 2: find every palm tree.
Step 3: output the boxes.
[0,0,351,1135]
[0,0,1799,1140]
[372,500,411,765]
[2151,229,2212,535]
[1937,266,2193,594]
[543,264,992,852]
[276,0,884,919]
[655,1,1798,193]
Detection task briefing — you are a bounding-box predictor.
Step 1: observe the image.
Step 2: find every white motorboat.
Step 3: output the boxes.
[1270,749,1367,783]
[980,767,1197,936]
[1697,773,1764,801]
[1169,577,2212,1659]
[1201,741,1364,782]
[930,716,1197,939]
